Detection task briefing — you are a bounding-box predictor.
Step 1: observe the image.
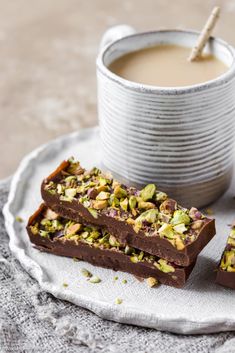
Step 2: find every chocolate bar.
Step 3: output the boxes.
[41,159,216,266]
[27,204,196,288]
[216,226,235,289]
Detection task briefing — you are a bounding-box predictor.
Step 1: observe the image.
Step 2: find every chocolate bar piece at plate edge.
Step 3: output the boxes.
[41,159,216,266]
[27,204,196,288]
[216,226,235,289]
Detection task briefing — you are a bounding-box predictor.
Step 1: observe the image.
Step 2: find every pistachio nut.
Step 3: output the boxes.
[135,209,158,225]
[146,277,158,288]
[171,210,191,226]
[158,223,174,239]
[156,192,168,202]
[140,184,156,201]
[114,185,127,198]
[120,198,128,211]
[138,200,155,210]
[154,259,175,273]
[96,191,110,201]
[92,200,108,210]
[129,195,137,210]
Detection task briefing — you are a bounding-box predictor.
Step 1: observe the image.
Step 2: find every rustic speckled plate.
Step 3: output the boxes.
[3,127,235,334]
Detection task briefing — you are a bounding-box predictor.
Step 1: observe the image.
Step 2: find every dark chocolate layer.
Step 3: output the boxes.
[41,160,216,266]
[27,204,196,288]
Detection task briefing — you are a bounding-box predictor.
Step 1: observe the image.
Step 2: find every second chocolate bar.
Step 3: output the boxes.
[41,159,216,266]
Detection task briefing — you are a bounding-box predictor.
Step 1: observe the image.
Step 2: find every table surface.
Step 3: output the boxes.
[1,0,235,179]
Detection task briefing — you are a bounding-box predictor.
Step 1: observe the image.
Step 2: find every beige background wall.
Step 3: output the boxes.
[0,0,235,178]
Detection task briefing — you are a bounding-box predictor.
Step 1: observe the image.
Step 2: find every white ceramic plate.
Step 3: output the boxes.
[3,126,235,334]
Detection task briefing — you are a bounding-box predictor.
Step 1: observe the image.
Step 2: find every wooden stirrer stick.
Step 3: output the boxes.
[188,6,220,62]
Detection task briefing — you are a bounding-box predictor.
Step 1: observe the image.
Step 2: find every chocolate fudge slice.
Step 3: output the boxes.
[216,226,235,289]
[41,159,216,266]
[27,204,196,288]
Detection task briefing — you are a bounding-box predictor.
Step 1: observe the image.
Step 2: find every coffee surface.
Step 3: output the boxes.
[109,44,228,87]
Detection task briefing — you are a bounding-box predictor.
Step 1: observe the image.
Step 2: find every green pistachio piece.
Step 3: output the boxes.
[156,192,168,202]
[221,250,235,271]
[30,224,39,235]
[47,189,56,195]
[109,235,120,247]
[16,216,23,223]
[147,277,158,288]
[171,210,191,226]
[138,251,144,261]
[109,194,120,207]
[81,231,89,239]
[173,223,187,234]
[89,276,101,283]
[114,185,127,198]
[154,259,175,273]
[92,200,108,210]
[90,230,100,240]
[124,245,133,255]
[115,298,123,304]
[96,191,110,200]
[87,208,98,219]
[138,200,155,210]
[39,230,49,238]
[81,268,92,278]
[64,175,77,183]
[129,196,137,210]
[135,209,158,225]
[57,184,64,194]
[98,234,109,244]
[65,188,77,199]
[140,184,156,201]
[120,198,129,211]
[130,255,139,263]
[158,223,174,239]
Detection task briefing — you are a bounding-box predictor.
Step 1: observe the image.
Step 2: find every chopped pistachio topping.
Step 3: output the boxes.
[122,279,127,284]
[42,159,209,249]
[219,227,235,272]
[114,276,118,281]
[158,223,174,239]
[16,216,23,223]
[171,210,190,226]
[115,298,123,305]
[81,268,92,278]
[31,207,178,275]
[154,259,175,273]
[62,283,68,288]
[146,277,158,288]
[89,276,101,283]
[140,184,156,201]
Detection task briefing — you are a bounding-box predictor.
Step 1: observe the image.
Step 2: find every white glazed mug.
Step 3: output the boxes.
[96,25,235,208]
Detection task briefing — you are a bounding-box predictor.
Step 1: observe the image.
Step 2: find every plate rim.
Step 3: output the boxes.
[3,126,235,334]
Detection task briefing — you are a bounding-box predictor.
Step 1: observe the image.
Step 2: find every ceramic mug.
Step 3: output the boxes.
[96,25,235,208]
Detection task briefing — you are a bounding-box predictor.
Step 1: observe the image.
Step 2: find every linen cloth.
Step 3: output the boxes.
[0,180,235,353]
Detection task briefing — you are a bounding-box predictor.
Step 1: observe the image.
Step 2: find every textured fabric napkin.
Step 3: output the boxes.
[1,179,235,353]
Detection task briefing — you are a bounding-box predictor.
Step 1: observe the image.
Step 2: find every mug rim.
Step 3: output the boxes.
[96,29,235,94]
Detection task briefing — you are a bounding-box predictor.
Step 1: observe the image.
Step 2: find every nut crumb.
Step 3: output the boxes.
[16,216,23,223]
[147,277,158,288]
[115,298,123,305]
[62,283,68,288]
[81,268,92,278]
[114,276,118,281]
[89,276,101,284]
[122,279,127,284]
